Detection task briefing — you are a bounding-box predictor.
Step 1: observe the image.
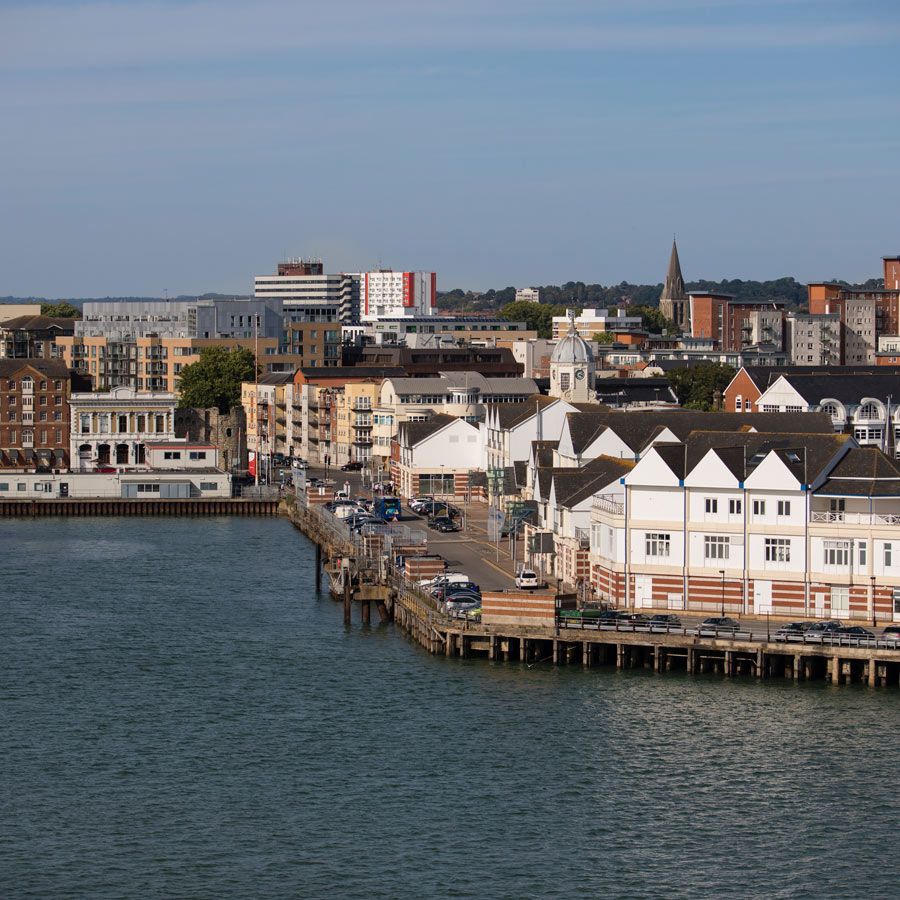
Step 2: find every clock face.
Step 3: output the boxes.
[575,369,585,380]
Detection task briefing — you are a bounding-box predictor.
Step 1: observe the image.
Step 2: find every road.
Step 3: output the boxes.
[293,465,894,639]
[295,464,520,591]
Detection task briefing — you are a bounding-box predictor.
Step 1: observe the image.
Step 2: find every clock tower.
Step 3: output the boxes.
[549,309,596,403]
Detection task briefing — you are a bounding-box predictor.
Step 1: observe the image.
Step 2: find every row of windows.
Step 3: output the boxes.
[2,430,63,443]
[5,379,64,391]
[643,534,895,568]
[6,411,63,422]
[703,498,790,516]
[3,395,63,407]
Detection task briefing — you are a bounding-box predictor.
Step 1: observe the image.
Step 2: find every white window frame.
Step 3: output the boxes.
[645,532,671,559]
[704,535,730,560]
[764,537,791,563]
[824,540,851,568]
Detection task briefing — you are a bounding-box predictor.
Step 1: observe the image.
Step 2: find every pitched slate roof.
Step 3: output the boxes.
[562,409,834,457]
[531,439,559,469]
[0,315,77,331]
[491,394,558,429]
[683,430,851,484]
[552,456,634,509]
[398,413,460,448]
[775,373,900,406]
[652,443,688,479]
[0,359,73,378]
[816,447,900,496]
[594,378,678,404]
[738,365,900,394]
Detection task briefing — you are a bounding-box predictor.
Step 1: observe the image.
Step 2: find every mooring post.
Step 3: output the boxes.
[361,599,371,627]
[583,641,591,668]
[552,640,559,666]
[616,644,624,669]
[831,657,841,685]
[868,658,877,688]
[756,649,764,678]
[315,543,322,592]
[687,647,694,674]
[794,654,801,682]
[343,573,352,626]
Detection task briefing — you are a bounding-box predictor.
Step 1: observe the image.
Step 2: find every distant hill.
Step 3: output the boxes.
[436,277,885,313]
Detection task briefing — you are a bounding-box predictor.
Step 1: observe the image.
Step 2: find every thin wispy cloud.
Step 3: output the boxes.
[1,0,896,72]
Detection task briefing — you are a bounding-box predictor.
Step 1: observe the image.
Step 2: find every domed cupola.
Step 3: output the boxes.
[550,309,596,402]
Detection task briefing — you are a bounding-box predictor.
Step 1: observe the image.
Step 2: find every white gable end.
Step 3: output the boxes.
[743,452,802,490]
[684,450,742,489]
[624,448,681,487]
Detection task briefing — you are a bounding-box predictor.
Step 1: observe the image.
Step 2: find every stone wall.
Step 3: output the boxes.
[175,406,247,472]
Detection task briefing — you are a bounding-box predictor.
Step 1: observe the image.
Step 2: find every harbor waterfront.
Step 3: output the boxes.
[3,516,900,899]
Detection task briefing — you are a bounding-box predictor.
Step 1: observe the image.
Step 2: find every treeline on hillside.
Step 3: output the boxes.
[437,276,885,314]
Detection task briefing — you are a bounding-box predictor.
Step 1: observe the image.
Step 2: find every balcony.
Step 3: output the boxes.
[592,495,624,516]
[353,436,373,446]
[811,510,900,526]
[352,400,373,411]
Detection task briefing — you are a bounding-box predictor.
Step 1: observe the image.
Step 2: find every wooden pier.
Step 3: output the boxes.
[0,498,280,517]
[290,498,900,688]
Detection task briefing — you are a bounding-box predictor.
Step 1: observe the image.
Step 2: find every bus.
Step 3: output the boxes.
[374,496,402,522]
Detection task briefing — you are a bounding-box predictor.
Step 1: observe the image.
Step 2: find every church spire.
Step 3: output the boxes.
[663,238,685,302]
[659,238,687,330]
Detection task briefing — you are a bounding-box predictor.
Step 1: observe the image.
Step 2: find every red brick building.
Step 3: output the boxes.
[689,293,785,351]
[0,360,89,471]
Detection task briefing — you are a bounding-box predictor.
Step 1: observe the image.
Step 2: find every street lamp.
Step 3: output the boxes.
[719,569,726,617]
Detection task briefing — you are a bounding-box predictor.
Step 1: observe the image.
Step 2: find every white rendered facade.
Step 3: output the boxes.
[359,270,436,321]
[70,387,176,471]
[587,442,900,623]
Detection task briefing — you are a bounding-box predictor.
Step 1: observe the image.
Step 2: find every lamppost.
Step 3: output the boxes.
[719,569,726,616]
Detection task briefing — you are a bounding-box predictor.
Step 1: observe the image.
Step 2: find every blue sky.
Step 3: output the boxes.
[1,0,898,297]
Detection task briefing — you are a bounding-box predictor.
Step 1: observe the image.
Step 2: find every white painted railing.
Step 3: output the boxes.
[811,510,900,526]
[593,495,624,516]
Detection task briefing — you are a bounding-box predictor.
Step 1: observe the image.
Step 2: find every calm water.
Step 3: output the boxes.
[2,517,898,899]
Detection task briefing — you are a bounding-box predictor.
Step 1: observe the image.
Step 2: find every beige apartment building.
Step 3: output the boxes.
[56,322,341,394]
[333,381,380,467]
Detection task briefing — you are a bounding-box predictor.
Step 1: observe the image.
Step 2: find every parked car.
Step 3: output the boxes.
[696,617,741,635]
[649,614,681,627]
[445,598,481,613]
[409,496,433,512]
[803,621,843,640]
[431,581,480,598]
[627,613,653,624]
[824,625,874,642]
[776,621,814,637]
[881,625,900,643]
[515,569,540,590]
[419,572,470,589]
[340,461,363,471]
[429,516,459,532]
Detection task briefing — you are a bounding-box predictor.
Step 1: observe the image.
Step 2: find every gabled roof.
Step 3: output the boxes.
[561,409,834,457]
[816,447,900,496]
[398,413,461,448]
[0,315,77,331]
[531,439,559,469]
[683,430,851,484]
[491,394,558,429]
[652,443,687,479]
[772,373,900,406]
[552,456,634,509]
[258,372,295,385]
[0,359,73,378]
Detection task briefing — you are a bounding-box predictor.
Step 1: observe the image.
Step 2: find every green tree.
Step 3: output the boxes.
[666,362,736,411]
[499,301,575,339]
[594,331,616,344]
[40,302,81,318]
[626,304,678,335]
[177,346,257,413]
